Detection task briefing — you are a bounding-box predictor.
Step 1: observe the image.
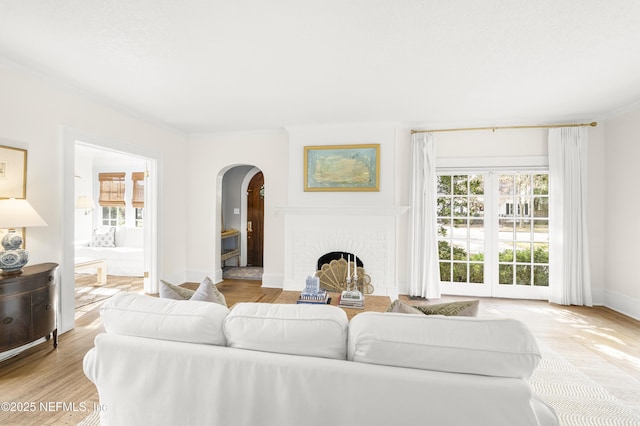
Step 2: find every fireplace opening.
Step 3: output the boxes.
[317,251,363,272]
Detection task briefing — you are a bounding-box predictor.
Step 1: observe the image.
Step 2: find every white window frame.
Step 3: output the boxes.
[437,156,550,300]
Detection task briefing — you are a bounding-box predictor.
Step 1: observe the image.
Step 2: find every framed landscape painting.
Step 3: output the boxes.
[304,144,380,192]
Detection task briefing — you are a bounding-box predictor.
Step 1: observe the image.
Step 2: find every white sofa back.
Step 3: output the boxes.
[101,292,229,345]
[85,294,558,426]
[349,312,541,379]
[224,302,348,360]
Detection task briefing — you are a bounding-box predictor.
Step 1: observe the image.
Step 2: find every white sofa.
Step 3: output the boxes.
[83,293,558,426]
[75,227,144,277]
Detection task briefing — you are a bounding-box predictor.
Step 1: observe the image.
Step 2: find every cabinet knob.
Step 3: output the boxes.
[46,304,52,310]
[49,275,54,282]
[2,317,13,325]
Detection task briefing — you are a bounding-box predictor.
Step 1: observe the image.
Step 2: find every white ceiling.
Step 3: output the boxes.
[1,1,640,133]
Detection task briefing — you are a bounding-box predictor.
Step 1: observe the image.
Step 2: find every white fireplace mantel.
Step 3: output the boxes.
[279,205,409,296]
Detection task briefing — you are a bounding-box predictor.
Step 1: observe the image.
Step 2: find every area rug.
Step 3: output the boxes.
[75,274,144,309]
[76,410,100,426]
[222,266,263,280]
[529,346,640,425]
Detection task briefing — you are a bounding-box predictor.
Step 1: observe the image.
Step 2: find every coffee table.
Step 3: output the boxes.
[273,290,391,320]
[74,257,107,285]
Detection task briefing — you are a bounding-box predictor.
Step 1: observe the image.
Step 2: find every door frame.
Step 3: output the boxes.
[436,156,550,300]
[62,127,160,333]
[240,167,262,266]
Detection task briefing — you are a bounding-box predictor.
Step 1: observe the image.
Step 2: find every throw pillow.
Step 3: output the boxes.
[413,300,479,317]
[387,299,424,314]
[159,277,227,307]
[191,276,227,306]
[89,227,116,247]
[159,280,196,300]
[387,299,479,317]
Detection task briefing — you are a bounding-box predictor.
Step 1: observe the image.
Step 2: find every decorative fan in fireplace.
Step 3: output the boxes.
[315,258,374,294]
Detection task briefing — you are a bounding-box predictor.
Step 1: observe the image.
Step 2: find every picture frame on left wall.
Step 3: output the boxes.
[0,144,27,199]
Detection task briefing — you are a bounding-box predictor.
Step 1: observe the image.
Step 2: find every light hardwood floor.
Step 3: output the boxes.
[1,278,639,425]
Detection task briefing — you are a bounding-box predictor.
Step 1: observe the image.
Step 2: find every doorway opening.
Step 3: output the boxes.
[73,143,154,319]
[220,166,264,281]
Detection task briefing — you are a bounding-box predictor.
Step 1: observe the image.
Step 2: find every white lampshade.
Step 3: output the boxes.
[0,198,47,229]
[75,195,95,210]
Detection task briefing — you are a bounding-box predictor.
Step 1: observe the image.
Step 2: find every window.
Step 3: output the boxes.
[99,172,126,227]
[437,174,485,284]
[497,173,549,287]
[437,171,550,297]
[101,206,125,227]
[98,173,126,207]
[132,172,145,228]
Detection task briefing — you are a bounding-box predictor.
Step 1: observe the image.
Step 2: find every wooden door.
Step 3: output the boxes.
[246,172,264,266]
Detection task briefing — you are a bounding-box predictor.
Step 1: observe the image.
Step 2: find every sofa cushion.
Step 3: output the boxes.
[100,292,229,346]
[387,299,479,316]
[224,302,348,360]
[89,227,116,247]
[159,277,227,307]
[348,312,541,379]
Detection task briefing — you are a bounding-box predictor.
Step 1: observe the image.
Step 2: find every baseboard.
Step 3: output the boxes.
[184,269,223,284]
[604,289,640,321]
[591,287,605,306]
[261,273,284,288]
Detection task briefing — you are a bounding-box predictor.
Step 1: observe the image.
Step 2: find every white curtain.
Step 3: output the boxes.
[548,127,592,306]
[408,132,441,299]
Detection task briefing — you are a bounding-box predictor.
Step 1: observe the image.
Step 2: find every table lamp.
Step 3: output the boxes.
[0,198,47,275]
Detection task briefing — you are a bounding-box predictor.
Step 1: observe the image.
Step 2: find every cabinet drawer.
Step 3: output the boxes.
[31,285,56,339]
[0,293,31,352]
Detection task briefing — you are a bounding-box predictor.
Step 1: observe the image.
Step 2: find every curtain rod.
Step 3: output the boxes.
[411,121,597,134]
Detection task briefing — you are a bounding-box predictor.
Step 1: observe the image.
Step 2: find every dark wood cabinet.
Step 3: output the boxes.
[0,263,58,353]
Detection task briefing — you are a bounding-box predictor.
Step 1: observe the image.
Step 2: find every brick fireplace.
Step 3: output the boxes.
[277,206,408,296]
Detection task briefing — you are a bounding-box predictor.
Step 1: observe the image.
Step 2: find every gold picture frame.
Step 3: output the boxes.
[304,144,380,192]
[0,144,27,199]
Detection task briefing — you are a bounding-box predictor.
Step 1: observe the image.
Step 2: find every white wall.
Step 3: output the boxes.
[221,165,253,233]
[74,149,94,241]
[188,122,608,304]
[0,63,189,335]
[604,108,640,319]
[187,130,289,286]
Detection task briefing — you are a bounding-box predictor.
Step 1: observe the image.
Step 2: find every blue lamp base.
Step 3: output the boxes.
[0,230,28,275]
